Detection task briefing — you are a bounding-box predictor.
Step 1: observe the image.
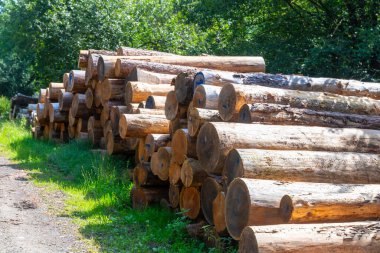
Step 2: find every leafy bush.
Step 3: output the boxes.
[0,96,10,117]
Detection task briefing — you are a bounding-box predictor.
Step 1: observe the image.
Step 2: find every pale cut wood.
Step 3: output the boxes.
[180,187,201,219]
[197,122,380,174]
[125,81,173,104]
[87,116,103,147]
[119,114,169,138]
[70,93,88,118]
[239,222,380,253]
[58,92,73,112]
[212,191,227,234]
[224,149,380,185]
[132,187,168,209]
[239,103,380,129]
[187,107,223,137]
[151,147,172,181]
[117,46,175,56]
[100,101,123,127]
[126,68,176,84]
[97,55,125,81]
[171,129,197,165]
[145,95,166,109]
[75,118,88,137]
[85,50,117,83]
[68,108,78,127]
[180,158,207,187]
[101,78,126,101]
[135,108,165,115]
[63,72,70,90]
[38,89,47,103]
[165,91,188,120]
[219,83,380,121]
[68,70,86,93]
[48,82,65,100]
[144,134,171,159]
[200,177,222,225]
[169,183,181,208]
[192,85,222,109]
[49,103,67,123]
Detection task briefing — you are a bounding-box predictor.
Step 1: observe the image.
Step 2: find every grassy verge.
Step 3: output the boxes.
[0,119,221,252]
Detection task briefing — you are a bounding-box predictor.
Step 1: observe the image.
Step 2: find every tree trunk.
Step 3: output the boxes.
[197,122,380,174]
[165,90,188,120]
[151,147,172,181]
[125,81,173,104]
[68,70,86,93]
[224,148,380,185]
[239,222,380,253]
[180,158,208,187]
[171,129,197,165]
[200,177,222,225]
[180,186,201,219]
[145,95,167,110]
[75,118,88,136]
[169,183,181,208]
[101,78,126,101]
[239,103,380,129]
[127,68,176,84]
[119,114,169,138]
[144,134,171,160]
[58,92,73,112]
[48,83,65,100]
[132,187,168,209]
[219,83,380,121]
[117,46,175,56]
[187,107,223,137]
[193,85,222,109]
[213,191,227,234]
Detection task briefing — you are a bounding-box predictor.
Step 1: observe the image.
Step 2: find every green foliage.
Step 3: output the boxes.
[0,96,10,117]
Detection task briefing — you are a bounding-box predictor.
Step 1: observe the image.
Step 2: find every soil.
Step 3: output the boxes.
[0,156,96,253]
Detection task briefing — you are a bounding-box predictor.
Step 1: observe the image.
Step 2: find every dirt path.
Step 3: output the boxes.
[0,156,94,253]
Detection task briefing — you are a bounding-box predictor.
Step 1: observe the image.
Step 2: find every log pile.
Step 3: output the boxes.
[30,48,380,252]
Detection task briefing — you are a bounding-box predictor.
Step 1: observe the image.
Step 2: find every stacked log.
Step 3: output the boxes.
[30,48,380,252]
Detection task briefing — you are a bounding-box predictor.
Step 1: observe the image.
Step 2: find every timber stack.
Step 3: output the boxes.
[29,47,380,252]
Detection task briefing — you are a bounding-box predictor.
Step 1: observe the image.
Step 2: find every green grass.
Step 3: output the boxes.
[0,96,10,118]
[0,119,233,252]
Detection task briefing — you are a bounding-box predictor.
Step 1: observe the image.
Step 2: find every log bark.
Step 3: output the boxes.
[133,162,167,187]
[132,187,168,209]
[151,147,172,181]
[70,93,89,118]
[165,91,188,120]
[115,59,197,78]
[238,103,380,129]
[126,68,176,84]
[212,191,227,234]
[192,85,222,109]
[49,103,68,123]
[224,148,380,185]
[136,137,148,163]
[193,70,243,88]
[171,129,197,165]
[101,78,126,101]
[106,131,137,155]
[200,177,222,225]
[125,81,173,104]
[48,83,65,100]
[117,46,175,56]
[197,122,380,174]
[119,114,169,138]
[180,186,201,219]
[135,108,165,115]
[144,134,171,159]
[180,158,207,187]
[58,92,73,112]
[145,95,166,109]
[219,83,380,121]
[239,222,380,253]
[169,183,181,208]
[68,70,86,93]
[187,107,223,137]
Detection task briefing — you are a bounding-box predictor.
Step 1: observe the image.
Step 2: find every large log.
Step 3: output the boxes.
[132,187,168,209]
[174,72,195,105]
[219,83,380,121]
[49,103,68,123]
[36,103,45,121]
[58,92,73,112]
[212,191,227,234]
[151,147,172,181]
[192,85,222,110]
[117,46,175,56]
[197,122,380,174]
[200,177,222,225]
[110,105,131,134]
[169,118,187,136]
[100,101,124,127]
[85,88,93,109]
[119,114,169,138]
[145,95,166,109]
[165,91,188,120]
[171,129,197,165]
[63,72,70,90]
[77,50,89,69]
[168,162,181,185]
[224,149,380,185]
[115,59,197,78]
[144,134,171,160]
[125,81,173,104]
[193,70,243,88]
[239,222,380,253]
[68,70,86,93]
[127,68,176,84]
[48,83,65,100]
[70,93,89,118]
[87,116,102,147]
[101,78,126,101]
[180,158,207,187]
[133,162,167,187]
[105,131,137,155]
[39,89,47,103]
[180,187,201,219]
[226,178,380,240]
[187,107,223,137]
[94,81,102,107]
[239,103,380,129]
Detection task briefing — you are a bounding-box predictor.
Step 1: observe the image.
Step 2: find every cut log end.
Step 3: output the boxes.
[169,162,181,185]
[238,227,259,253]
[224,149,245,185]
[192,85,207,108]
[218,83,237,121]
[196,123,220,174]
[180,187,200,219]
[165,91,179,120]
[213,191,227,234]
[169,184,181,208]
[279,195,294,222]
[238,104,252,123]
[200,177,222,225]
[85,88,94,109]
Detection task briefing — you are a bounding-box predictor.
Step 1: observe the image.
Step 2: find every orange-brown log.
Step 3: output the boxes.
[168,162,181,185]
[238,103,380,129]
[126,68,176,84]
[119,114,169,138]
[145,95,166,109]
[77,50,89,69]
[192,85,222,109]
[224,149,380,185]
[180,186,201,219]
[125,81,173,104]
[169,183,181,208]
[132,187,168,209]
[219,83,380,121]
[68,107,78,127]
[193,70,242,87]
[48,83,65,100]
[71,93,89,118]
[133,162,168,187]
[101,78,126,101]
[103,120,113,139]
[169,118,187,136]
[212,191,227,234]
[197,122,380,174]
[39,89,47,103]
[171,129,197,165]
[200,177,222,225]
[151,147,172,181]
[68,125,76,139]
[85,50,117,84]
[239,222,380,253]
[165,91,188,120]
[58,92,73,112]
[180,158,207,187]
[144,134,171,159]
[105,131,137,155]
[68,70,86,93]
[187,107,223,137]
